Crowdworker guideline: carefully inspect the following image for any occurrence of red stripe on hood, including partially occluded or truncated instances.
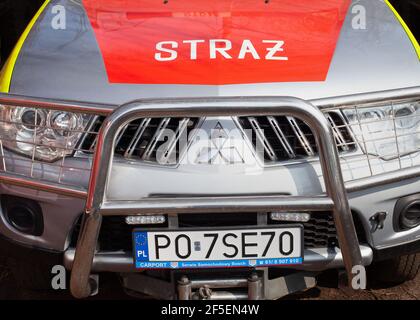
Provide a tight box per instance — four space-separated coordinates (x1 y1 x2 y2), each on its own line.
82 0 351 85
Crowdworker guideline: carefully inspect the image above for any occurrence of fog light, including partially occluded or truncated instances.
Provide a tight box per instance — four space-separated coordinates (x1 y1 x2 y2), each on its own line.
400 202 420 230
125 215 166 225
270 212 311 222
1 195 43 236
394 194 420 231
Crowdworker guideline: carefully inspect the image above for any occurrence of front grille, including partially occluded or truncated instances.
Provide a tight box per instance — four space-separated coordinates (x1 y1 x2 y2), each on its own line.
238 111 356 163
80 117 200 165
81 112 354 165
70 212 356 252
268 212 339 248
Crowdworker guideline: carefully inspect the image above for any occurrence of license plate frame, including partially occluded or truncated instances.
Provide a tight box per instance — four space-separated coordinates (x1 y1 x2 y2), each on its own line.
132 225 304 269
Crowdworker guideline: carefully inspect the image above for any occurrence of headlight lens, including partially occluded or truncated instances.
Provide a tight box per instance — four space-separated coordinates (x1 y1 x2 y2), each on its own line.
343 101 420 160
0 105 90 162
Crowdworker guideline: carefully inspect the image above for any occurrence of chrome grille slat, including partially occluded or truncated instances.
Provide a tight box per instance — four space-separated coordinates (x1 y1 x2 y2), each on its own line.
267 116 296 159
115 123 130 149
286 116 316 157
124 118 151 158
326 113 350 152
142 117 172 161
248 117 277 161
157 117 191 164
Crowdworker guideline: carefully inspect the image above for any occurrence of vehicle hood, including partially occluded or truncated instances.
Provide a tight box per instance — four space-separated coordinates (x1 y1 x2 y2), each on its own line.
8 0 420 106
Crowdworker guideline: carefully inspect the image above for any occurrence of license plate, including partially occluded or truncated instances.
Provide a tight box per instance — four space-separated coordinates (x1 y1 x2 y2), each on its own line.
133 226 303 269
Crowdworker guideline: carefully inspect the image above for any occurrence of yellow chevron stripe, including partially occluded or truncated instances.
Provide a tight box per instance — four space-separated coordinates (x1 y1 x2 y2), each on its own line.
0 0 51 93
385 0 420 60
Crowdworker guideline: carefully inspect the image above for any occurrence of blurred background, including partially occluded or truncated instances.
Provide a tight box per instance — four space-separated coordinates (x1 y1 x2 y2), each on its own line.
0 0 44 67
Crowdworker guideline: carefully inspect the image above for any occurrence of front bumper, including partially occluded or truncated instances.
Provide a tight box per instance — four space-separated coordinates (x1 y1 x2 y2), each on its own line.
1 88 420 299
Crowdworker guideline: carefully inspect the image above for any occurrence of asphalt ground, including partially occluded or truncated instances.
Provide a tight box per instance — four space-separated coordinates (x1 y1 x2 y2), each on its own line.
0 256 418 300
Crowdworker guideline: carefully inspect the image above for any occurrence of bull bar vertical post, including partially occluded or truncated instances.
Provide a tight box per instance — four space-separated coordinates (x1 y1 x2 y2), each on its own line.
70 97 363 298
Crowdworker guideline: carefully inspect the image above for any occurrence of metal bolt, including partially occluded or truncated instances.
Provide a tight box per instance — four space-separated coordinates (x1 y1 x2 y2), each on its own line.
249 272 259 281
198 285 212 299
178 276 189 285
178 276 192 300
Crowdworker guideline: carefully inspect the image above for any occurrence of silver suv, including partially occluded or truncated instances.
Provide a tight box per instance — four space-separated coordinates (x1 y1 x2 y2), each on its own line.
0 0 419 300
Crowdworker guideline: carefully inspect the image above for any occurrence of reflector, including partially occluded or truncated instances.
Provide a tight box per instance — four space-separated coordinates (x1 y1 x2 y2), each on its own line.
125 215 166 225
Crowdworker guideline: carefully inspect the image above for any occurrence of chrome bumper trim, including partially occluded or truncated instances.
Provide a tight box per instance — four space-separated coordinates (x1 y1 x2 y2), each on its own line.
312 86 420 110
64 250 134 273
345 165 420 193
295 245 373 271
100 196 334 215
0 172 88 199
63 245 373 273
0 92 113 115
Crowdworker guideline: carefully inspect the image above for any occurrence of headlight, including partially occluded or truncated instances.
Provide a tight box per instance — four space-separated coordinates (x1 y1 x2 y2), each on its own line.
0 105 91 162
343 101 420 160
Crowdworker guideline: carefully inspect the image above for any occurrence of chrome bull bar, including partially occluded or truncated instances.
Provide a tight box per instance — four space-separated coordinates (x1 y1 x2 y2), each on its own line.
69 97 363 298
